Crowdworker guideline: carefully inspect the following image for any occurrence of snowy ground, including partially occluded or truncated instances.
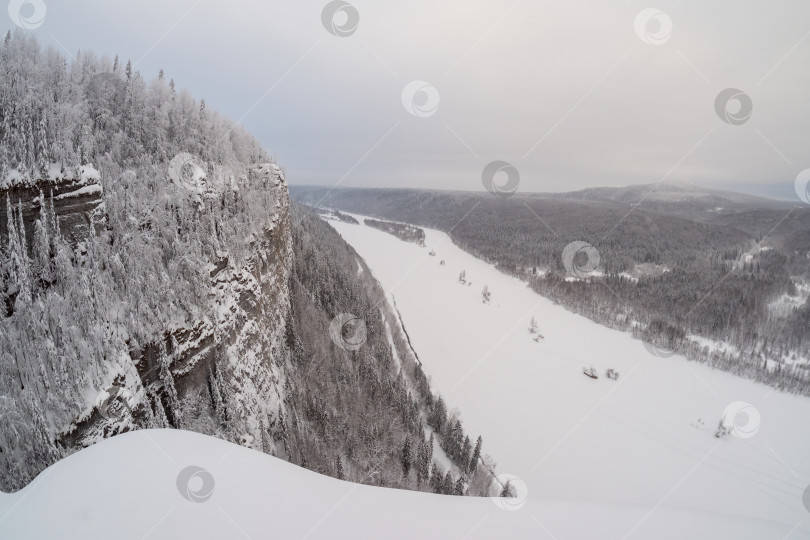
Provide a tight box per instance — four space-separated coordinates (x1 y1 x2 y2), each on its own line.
1 430 806 540
326 213 810 539
3 215 809 539
770 279 810 318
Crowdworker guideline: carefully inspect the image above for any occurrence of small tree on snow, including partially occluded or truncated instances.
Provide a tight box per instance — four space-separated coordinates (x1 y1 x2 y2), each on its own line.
715 418 730 438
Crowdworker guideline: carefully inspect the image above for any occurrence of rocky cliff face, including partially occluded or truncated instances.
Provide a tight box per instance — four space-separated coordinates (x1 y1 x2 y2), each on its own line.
1 168 496 496
1 164 295 491
0 31 310 491
0 172 104 250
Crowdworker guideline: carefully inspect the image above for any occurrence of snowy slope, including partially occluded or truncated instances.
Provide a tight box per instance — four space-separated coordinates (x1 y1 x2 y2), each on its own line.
0 429 804 540
326 214 810 538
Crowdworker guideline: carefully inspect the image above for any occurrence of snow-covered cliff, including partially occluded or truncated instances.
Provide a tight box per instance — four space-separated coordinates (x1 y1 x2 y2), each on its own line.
0 161 295 491
0 31 490 496
60 163 294 454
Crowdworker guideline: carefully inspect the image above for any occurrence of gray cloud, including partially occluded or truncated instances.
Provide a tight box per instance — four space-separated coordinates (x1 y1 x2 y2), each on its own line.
12 0 810 198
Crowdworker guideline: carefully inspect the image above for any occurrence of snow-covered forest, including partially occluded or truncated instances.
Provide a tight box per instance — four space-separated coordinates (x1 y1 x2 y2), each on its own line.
286 206 493 494
0 29 284 490
363 218 426 245
291 186 810 395
0 31 491 496
0 31 266 187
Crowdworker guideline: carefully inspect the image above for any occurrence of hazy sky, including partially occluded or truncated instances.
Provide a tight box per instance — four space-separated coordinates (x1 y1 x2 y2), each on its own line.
6 0 810 199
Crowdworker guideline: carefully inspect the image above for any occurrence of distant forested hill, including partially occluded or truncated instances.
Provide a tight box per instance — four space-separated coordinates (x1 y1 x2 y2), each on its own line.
291 186 810 395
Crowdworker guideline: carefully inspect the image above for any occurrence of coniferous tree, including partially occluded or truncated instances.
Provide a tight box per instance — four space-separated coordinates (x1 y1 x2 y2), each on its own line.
469 435 483 475
36 113 49 180
259 418 272 454
442 472 453 495
461 435 472 471
29 394 60 464
401 437 412 479
151 393 169 428
32 192 53 286
6 198 32 309
416 438 429 487
428 397 447 433
454 475 466 496
331 456 343 480
208 368 225 426
157 339 180 427
429 463 443 494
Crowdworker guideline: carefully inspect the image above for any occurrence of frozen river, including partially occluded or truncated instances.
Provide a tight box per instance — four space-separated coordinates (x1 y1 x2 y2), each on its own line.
328 213 810 538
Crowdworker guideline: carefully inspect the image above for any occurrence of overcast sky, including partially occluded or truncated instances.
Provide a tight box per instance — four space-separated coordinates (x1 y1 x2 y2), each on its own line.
6 0 810 199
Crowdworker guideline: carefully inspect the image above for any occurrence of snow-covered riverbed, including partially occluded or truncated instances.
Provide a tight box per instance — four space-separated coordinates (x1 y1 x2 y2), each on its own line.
328 214 810 537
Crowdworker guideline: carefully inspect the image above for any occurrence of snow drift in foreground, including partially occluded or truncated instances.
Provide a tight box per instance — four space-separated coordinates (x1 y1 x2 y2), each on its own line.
0 429 804 540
